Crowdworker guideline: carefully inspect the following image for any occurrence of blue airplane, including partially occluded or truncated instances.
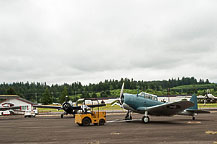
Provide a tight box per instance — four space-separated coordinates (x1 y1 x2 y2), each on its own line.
113 83 209 124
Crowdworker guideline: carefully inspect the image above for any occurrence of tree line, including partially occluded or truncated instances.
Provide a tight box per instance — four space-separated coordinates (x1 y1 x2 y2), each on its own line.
0 77 214 104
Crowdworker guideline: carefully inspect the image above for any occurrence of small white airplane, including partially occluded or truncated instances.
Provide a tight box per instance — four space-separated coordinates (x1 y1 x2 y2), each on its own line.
197 94 217 102
0 106 21 111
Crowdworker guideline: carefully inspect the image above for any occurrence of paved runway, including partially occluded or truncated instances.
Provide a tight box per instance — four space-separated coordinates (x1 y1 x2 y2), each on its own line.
0 112 217 144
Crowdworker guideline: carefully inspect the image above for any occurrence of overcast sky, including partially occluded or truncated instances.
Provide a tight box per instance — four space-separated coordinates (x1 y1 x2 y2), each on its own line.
0 0 217 85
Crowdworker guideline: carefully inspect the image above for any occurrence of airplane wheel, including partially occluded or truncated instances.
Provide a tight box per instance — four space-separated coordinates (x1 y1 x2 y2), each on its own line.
61 114 64 118
82 117 91 126
142 116 149 124
125 115 132 120
192 117 195 120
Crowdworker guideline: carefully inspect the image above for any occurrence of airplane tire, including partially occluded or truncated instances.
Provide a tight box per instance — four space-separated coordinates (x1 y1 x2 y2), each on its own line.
82 117 91 126
192 117 195 120
142 116 150 124
61 114 63 118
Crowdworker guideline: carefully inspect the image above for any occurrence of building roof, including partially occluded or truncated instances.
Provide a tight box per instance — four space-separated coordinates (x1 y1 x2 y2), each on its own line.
0 95 20 100
0 95 34 105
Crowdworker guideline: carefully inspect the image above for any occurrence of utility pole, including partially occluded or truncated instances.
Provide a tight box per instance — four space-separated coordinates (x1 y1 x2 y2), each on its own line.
167 88 170 102
35 93 37 104
51 92 54 103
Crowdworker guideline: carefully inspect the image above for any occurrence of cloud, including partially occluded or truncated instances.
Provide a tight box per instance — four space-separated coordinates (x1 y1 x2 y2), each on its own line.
0 0 217 84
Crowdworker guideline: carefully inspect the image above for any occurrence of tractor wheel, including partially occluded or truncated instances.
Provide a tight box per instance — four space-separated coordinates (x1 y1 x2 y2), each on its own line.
77 123 83 126
99 119 105 126
82 117 91 126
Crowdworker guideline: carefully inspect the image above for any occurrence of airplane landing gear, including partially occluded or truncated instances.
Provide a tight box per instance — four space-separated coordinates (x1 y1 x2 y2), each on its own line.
142 116 150 124
192 113 196 120
125 110 132 120
142 111 150 124
61 112 68 118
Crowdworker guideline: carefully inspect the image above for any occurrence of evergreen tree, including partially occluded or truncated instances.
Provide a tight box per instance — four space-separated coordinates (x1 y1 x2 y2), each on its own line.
60 87 68 104
92 92 97 98
6 87 16 95
41 88 52 105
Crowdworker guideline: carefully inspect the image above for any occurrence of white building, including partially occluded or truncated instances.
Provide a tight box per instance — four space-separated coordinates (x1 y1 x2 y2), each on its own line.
0 95 34 115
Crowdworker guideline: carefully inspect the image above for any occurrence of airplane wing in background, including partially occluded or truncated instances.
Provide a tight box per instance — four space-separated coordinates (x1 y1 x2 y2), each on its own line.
87 103 106 108
33 105 62 109
137 101 194 116
33 103 106 110
0 106 21 111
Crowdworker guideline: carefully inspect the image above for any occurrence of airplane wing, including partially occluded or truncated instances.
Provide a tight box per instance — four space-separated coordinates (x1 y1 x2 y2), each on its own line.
0 106 21 111
197 96 206 99
87 103 106 108
137 101 194 116
33 105 62 109
186 109 210 113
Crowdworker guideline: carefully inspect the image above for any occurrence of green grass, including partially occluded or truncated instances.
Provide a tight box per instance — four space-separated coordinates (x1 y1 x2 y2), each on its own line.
198 103 217 108
93 104 123 111
171 84 216 90
37 108 64 113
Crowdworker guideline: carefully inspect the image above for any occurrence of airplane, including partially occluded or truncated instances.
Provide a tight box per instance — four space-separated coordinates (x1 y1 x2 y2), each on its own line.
33 96 106 118
0 105 21 115
0 106 21 111
197 94 217 103
185 89 217 104
112 83 209 124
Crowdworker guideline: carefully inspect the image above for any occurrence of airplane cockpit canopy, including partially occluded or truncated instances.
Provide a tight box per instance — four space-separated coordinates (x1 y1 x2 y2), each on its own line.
139 92 158 101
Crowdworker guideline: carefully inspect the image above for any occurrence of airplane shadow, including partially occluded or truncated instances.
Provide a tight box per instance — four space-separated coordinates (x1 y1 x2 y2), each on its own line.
175 119 211 122
109 119 186 125
128 120 186 125
37 116 74 119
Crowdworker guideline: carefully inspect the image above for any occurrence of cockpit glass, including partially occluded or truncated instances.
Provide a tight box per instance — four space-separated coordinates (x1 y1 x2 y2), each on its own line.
139 92 158 101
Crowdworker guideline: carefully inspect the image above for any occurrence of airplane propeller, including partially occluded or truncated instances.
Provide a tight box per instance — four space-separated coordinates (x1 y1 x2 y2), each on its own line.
111 83 125 107
62 96 72 113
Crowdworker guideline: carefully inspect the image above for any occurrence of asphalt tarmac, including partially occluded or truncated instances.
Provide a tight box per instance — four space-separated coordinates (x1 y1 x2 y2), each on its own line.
0 112 217 144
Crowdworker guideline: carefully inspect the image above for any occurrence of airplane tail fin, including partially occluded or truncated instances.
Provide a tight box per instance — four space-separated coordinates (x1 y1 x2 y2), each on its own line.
188 94 198 110
187 94 210 113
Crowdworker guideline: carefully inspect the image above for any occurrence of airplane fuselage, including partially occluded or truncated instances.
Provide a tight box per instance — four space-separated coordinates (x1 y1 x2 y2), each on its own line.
123 93 163 114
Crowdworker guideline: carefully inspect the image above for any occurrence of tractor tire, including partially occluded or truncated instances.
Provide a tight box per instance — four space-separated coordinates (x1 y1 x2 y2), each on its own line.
99 119 105 126
77 123 83 126
82 117 91 126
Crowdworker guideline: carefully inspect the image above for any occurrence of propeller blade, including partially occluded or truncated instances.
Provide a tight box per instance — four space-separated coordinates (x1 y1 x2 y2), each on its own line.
111 99 120 105
65 96 69 102
120 82 124 99
119 83 125 105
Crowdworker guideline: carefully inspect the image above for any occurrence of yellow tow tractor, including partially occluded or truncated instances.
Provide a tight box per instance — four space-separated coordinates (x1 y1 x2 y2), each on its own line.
75 98 106 126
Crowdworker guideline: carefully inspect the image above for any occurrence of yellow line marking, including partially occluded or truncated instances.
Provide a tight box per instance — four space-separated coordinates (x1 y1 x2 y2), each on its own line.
205 131 217 135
